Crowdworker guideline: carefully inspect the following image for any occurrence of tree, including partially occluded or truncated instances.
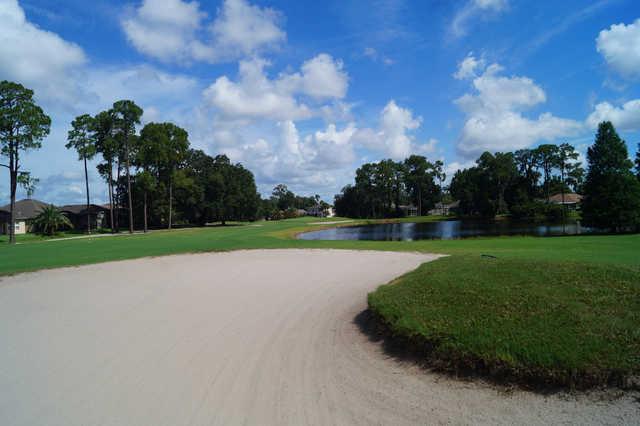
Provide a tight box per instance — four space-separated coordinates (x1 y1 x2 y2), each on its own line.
161 123 189 229
272 184 296 211
94 110 117 232
582 122 640 231
403 155 438 216
17 172 38 198
514 148 541 198
32 205 72 236
66 114 97 234
112 100 143 233
533 144 560 202
556 143 581 232
0 81 51 244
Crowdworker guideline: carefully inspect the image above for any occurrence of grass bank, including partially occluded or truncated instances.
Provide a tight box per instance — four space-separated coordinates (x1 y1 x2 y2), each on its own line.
368 255 640 389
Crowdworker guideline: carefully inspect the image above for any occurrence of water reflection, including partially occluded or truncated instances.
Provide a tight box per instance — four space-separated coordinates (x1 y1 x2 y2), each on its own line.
298 220 599 241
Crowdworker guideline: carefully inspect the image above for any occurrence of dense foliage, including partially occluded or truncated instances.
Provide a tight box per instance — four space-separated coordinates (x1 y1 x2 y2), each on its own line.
582 122 640 231
31 205 72 236
69 103 261 231
334 156 444 218
450 144 583 219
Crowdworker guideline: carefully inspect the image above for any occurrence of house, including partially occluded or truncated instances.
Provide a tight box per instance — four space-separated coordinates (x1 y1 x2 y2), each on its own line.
548 193 582 210
60 204 111 230
398 204 418 217
306 205 335 218
0 199 49 235
428 200 460 216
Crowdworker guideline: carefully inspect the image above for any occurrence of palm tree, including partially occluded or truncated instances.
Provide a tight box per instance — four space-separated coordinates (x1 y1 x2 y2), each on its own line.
32 205 73 236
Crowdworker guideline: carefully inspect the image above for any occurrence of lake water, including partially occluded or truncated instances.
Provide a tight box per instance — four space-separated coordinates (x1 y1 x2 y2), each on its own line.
298 220 599 241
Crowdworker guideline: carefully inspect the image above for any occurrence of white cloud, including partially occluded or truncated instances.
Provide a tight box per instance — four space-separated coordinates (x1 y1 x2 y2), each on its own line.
121 0 285 64
121 0 211 63
203 54 347 121
455 62 582 156
0 0 86 105
203 58 312 121
450 0 508 38
596 18 640 79
352 100 434 160
297 54 348 99
586 99 640 131
210 0 285 59
86 65 199 110
453 53 484 80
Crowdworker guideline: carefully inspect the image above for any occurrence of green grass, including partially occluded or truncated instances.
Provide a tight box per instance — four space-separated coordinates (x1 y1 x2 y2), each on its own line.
1 216 638 276
1 215 639 388
368 255 640 388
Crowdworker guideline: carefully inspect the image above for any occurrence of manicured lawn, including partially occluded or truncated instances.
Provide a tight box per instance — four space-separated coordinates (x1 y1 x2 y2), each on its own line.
1 217 638 276
369 255 640 388
0 216 638 276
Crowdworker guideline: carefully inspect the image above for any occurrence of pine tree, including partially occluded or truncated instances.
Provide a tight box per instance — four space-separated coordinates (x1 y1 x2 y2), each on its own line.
582 122 640 231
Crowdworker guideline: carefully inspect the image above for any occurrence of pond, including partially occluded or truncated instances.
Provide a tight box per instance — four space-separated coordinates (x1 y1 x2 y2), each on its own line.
297 219 600 241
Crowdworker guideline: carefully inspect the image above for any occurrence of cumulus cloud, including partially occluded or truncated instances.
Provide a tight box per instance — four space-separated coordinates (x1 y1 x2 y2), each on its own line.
455 60 582 156
121 0 211 63
353 101 435 160
0 0 86 105
450 0 508 39
210 0 285 59
586 99 640 131
596 18 640 79
203 54 347 121
454 53 484 80
121 0 285 64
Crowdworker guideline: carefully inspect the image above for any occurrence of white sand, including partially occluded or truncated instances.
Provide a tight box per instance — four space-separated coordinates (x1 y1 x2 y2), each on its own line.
0 249 637 425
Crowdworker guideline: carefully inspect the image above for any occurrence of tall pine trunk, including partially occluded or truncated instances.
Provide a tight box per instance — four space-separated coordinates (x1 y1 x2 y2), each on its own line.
168 173 173 230
8 142 17 244
115 161 121 233
107 163 115 233
143 191 148 233
124 130 134 234
83 154 91 234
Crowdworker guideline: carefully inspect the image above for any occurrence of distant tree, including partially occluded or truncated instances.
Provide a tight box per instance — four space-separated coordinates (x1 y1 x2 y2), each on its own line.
66 114 97 234
32 205 72 236
514 148 541 198
17 172 38 198
554 143 581 232
272 184 296 211
0 81 51 244
582 122 640 231
137 122 189 230
93 110 117 232
403 155 439 216
162 123 189 229
534 144 560 202
112 100 143 233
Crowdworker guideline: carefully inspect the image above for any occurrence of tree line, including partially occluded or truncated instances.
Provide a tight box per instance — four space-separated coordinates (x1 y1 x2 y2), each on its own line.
450 121 640 231
450 143 584 219
334 156 445 218
1 80 262 243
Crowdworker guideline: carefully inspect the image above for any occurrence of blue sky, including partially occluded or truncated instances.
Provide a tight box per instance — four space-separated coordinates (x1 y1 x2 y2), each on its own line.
1 0 639 204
